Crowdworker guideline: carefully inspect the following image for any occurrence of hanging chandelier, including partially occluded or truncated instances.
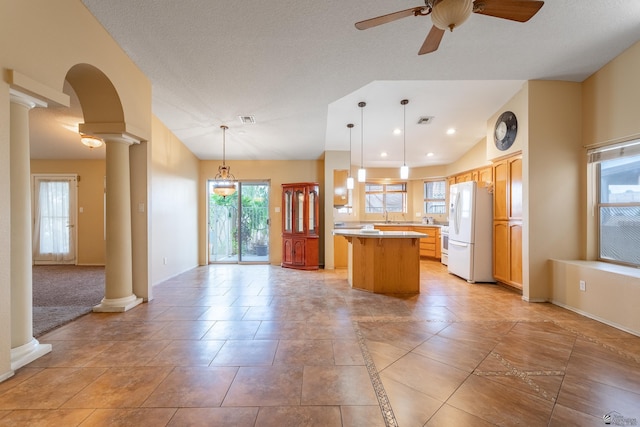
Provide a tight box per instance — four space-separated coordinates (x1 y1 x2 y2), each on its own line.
212 125 237 198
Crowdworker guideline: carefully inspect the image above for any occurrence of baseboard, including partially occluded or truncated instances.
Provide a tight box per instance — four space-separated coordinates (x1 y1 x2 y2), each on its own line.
551 299 640 338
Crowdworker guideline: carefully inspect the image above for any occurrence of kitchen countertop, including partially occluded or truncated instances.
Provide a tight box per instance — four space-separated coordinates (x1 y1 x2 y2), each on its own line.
333 222 448 229
333 229 427 238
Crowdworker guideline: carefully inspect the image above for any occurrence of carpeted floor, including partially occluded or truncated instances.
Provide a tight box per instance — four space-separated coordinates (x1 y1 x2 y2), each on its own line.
32 265 104 337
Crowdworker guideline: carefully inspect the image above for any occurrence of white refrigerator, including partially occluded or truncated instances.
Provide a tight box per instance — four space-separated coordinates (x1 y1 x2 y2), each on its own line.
447 181 494 283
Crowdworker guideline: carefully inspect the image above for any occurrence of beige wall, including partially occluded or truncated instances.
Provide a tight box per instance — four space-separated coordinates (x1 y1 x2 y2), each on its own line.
551 41 640 335
526 81 583 301
583 41 640 147
150 117 200 286
199 159 324 267
30 160 106 265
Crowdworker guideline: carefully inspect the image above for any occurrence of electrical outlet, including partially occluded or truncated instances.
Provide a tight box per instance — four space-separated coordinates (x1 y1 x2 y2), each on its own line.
579 280 586 292
163 257 167 265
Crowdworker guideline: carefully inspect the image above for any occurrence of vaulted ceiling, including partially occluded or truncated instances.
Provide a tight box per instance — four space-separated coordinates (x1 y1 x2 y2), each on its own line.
30 1 640 170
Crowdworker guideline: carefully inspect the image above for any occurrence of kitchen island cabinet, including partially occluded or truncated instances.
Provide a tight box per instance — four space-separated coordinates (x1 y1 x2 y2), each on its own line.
375 225 440 259
333 229 426 294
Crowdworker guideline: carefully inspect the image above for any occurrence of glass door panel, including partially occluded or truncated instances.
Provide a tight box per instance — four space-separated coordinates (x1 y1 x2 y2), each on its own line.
296 190 304 233
308 191 316 234
208 180 270 264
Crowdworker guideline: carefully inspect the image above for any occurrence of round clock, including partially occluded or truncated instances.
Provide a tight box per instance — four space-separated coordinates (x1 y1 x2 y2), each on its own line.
494 111 518 151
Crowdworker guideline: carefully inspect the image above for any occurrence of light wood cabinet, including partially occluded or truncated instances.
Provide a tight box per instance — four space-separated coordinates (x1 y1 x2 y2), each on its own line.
282 182 319 270
375 225 441 259
492 154 523 290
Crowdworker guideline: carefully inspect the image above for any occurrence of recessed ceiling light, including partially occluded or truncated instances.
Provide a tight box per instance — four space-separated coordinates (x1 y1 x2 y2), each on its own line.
393 128 401 135
446 128 456 135
381 152 388 157
427 152 434 157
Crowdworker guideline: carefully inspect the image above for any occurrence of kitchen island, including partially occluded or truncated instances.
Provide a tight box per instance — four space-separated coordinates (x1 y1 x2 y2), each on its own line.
333 229 427 294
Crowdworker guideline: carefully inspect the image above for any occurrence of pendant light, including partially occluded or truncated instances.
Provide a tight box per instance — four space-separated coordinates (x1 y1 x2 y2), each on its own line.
346 123 355 190
357 101 366 182
212 125 237 198
400 99 409 180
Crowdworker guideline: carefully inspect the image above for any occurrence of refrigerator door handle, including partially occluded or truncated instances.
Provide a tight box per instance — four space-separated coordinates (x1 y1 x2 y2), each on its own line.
449 240 468 248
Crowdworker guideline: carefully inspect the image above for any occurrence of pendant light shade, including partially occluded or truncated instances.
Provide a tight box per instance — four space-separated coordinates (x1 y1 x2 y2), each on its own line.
431 0 473 32
400 99 409 179
212 125 237 198
346 123 355 190
358 101 366 183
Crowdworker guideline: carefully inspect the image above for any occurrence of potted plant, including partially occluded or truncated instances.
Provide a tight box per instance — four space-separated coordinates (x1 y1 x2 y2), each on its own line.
252 229 268 256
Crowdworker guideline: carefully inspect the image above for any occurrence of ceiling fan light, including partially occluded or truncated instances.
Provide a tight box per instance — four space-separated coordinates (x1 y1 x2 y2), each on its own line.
431 0 473 31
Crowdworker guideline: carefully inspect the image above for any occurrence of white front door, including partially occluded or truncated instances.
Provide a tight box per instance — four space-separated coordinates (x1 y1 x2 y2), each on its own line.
32 174 77 264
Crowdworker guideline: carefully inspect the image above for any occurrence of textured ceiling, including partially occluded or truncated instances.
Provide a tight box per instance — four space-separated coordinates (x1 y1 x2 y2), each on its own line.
30 1 640 169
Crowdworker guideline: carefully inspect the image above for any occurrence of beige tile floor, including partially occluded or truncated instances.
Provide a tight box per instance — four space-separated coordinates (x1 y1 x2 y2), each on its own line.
1 260 640 426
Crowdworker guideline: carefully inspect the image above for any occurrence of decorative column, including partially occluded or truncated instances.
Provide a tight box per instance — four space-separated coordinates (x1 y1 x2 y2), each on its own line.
93 136 142 312
9 90 51 370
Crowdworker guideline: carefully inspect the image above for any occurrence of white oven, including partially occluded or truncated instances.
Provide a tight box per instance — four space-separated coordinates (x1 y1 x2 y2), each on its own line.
440 225 449 265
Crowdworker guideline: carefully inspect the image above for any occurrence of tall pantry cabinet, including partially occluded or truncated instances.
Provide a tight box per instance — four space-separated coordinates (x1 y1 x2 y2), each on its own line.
281 183 319 270
492 154 523 290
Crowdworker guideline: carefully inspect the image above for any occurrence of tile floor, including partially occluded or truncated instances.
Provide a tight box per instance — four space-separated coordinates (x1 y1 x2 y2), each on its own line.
1 260 639 426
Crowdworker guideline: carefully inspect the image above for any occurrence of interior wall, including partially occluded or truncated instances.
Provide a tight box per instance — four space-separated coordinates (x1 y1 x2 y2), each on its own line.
0 85 11 379
551 260 640 336
446 138 493 176
583 41 640 147
198 159 324 267
550 40 640 331
526 81 582 301
30 159 106 265
150 117 200 286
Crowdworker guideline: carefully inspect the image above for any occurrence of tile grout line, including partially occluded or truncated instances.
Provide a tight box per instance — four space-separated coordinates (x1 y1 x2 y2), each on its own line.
352 320 398 427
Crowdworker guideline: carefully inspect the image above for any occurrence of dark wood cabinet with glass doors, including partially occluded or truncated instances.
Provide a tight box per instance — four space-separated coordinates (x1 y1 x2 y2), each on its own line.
281 182 319 270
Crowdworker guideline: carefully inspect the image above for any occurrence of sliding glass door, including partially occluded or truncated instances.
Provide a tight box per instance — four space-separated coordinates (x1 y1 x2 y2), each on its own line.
208 180 270 264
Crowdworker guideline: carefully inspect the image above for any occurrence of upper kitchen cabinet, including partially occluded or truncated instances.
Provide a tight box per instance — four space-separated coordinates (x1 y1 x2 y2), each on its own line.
493 155 523 221
333 169 349 207
281 182 319 270
492 153 523 289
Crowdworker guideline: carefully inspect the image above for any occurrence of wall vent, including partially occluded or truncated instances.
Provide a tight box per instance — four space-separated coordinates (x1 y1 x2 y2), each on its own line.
239 115 256 124
417 116 434 125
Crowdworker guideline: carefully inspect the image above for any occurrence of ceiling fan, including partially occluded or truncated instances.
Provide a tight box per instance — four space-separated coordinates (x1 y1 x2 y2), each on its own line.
355 0 544 55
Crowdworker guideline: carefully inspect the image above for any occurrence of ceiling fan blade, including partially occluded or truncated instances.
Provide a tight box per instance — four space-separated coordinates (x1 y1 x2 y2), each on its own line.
418 26 445 55
355 6 427 30
473 0 544 22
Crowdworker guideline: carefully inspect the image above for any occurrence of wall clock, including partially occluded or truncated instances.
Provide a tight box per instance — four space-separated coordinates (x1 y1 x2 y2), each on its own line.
494 111 518 151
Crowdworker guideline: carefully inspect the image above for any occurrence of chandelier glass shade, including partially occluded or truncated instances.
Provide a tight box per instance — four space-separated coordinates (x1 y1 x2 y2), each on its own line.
431 0 473 31
212 125 237 198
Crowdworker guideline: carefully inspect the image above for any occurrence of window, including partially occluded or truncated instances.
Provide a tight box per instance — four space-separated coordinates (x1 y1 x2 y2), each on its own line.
424 180 446 214
365 183 406 213
590 140 640 267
